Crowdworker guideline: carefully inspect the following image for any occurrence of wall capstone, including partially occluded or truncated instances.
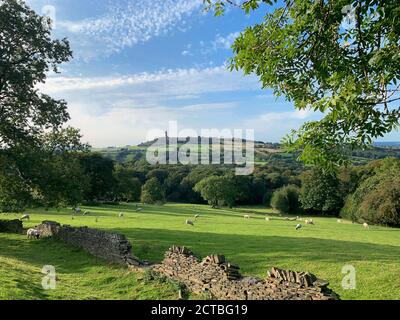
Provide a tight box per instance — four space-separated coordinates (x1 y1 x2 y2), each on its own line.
153 246 339 300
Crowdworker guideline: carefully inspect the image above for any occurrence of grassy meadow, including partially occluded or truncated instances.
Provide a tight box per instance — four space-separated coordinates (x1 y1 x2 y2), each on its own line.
1 203 400 300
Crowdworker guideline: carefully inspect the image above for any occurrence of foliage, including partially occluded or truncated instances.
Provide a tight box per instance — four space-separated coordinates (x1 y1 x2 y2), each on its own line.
141 177 165 204
114 165 142 202
270 184 300 214
300 169 343 215
79 153 117 202
194 175 239 208
341 158 400 226
205 0 400 170
0 0 72 148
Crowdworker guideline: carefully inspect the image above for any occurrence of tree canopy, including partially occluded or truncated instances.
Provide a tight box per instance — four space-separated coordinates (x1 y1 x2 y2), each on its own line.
205 0 400 170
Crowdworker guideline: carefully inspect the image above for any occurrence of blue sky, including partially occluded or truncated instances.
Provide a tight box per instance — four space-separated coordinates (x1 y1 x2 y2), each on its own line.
28 0 399 147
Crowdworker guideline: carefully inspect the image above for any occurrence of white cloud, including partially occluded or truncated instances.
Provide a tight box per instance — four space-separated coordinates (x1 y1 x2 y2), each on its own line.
38 66 261 147
55 0 203 60
41 66 260 96
212 32 240 50
243 110 322 141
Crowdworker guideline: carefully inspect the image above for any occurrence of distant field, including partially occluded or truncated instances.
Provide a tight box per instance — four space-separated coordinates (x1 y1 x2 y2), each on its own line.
1 203 400 300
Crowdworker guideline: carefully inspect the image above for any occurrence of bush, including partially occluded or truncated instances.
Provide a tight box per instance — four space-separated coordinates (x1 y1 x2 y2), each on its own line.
341 158 400 226
270 185 300 214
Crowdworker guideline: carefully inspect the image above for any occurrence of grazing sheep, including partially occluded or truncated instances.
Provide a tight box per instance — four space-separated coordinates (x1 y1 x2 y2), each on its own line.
243 215 251 219
363 222 369 229
194 214 200 219
295 224 302 230
20 214 30 220
119 212 124 218
186 219 194 226
306 219 314 225
27 228 40 239
337 219 342 223
265 217 270 221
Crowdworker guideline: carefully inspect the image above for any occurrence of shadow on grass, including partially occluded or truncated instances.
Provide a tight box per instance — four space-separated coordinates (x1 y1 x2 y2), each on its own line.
0 235 115 274
103 227 400 270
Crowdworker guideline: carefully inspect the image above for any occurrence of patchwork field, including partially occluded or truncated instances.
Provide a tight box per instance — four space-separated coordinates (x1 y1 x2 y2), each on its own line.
1 203 400 300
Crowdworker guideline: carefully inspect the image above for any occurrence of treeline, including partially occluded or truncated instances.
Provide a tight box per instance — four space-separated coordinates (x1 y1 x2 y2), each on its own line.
1 147 399 227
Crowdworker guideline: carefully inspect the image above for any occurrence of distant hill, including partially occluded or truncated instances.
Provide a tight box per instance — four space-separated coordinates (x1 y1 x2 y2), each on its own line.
93 138 400 166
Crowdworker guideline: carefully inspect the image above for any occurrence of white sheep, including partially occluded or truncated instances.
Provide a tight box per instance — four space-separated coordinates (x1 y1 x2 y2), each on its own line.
305 219 314 225
186 219 194 226
265 217 270 221
243 215 250 219
337 219 342 223
20 214 30 220
295 224 302 230
27 228 40 239
363 222 369 229
119 212 124 218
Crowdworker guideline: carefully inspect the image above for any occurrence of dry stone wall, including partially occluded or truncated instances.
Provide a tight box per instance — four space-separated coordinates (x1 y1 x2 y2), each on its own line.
153 246 339 300
0 219 23 234
37 221 142 266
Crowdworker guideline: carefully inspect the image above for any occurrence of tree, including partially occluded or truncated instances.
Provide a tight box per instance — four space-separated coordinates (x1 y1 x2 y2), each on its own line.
300 169 343 215
141 177 165 204
0 1 87 210
79 153 117 202
193 175 239 208
341 158 400 226
114 165 142 202
270 185 300 214
0 0 72 148
205 0 400 169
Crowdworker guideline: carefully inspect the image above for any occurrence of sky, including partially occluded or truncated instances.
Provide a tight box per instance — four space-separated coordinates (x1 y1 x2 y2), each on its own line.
27 0 399 147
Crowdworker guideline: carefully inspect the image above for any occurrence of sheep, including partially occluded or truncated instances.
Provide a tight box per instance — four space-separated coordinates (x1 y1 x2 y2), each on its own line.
73 207 82 214
305 219 314 225
363 222 369 229
185 219 194 226
194 214 200 220
27 228 40 239
243 215 250 219
20 214 30 220
265 217 270 221
337 219 342 223
295 224 302 230
119 212 124 218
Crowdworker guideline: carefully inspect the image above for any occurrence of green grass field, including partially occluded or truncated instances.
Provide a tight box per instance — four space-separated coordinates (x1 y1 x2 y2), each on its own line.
1 203 400 300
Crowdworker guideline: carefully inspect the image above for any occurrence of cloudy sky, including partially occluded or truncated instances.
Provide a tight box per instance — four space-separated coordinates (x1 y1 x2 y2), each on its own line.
28 0 398 147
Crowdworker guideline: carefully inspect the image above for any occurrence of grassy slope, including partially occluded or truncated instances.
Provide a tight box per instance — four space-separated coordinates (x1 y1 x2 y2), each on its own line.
1 203 400 300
